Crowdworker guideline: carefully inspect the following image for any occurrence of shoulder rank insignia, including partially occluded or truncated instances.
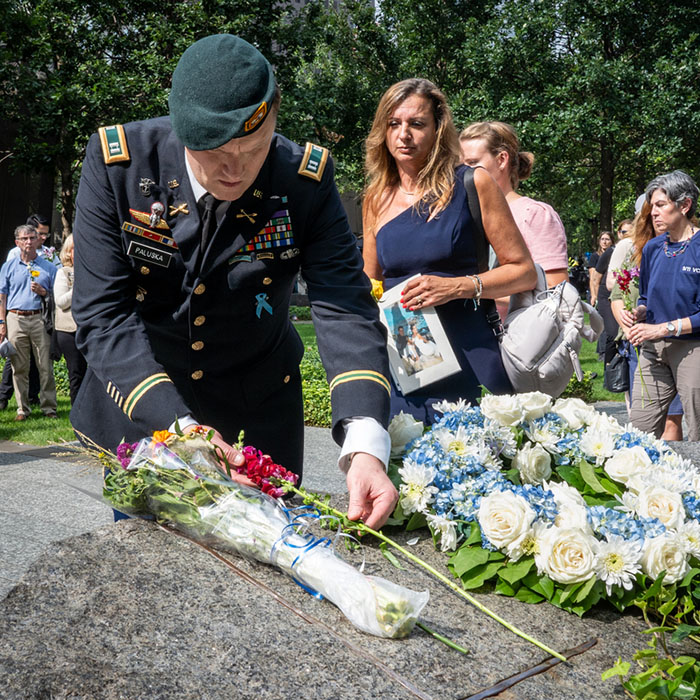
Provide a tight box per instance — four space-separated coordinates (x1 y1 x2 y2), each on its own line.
129 207 170 230
98 125 130 165
298 142 328 182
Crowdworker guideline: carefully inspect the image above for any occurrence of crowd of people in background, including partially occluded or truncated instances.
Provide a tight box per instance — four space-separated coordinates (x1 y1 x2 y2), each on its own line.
0 215 85 420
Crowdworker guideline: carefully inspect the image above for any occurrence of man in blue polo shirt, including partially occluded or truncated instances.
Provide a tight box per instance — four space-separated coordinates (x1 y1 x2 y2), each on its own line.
0 224 58 420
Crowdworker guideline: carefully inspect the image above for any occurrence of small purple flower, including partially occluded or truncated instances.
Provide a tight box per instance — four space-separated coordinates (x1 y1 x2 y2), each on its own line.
116 441 138 469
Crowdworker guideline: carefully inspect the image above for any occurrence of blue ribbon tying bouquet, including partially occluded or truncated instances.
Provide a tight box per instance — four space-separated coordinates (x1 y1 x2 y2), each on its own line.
388 393 700 616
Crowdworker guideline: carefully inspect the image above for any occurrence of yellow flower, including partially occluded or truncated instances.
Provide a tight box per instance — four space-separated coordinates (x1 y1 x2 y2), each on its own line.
370 278 384 301
30 270 40 278
151 429 173 445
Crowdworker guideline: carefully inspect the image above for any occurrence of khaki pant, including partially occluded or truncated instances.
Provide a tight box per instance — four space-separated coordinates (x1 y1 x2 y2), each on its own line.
630 338 700 441
6 312 57 416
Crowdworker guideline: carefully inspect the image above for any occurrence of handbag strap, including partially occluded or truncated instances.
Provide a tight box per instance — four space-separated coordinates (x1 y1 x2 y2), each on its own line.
462 166 503 337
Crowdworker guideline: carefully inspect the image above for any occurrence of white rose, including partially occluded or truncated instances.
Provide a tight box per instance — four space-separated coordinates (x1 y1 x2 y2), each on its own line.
552 397 596 430
588 411 625 436
388 411 424 456
545 481 591 533
641 533 690 584
480 394 523 427
478 490 535 551
519 392 553 421
635 486 686 530
513 442 552 485
534 526 597 584
603 446 653 485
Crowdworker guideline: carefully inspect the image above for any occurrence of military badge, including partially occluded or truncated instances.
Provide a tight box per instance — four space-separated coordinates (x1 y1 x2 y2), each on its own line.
129 207 170 231
98 125 130 164
169 202 189 217
240 209 294 253
168 179 180 189
298 142 328 182
121 222 178 249
139 178 156 196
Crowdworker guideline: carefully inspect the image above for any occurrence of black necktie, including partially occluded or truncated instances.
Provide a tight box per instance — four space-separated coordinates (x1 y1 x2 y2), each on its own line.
200 193 219 253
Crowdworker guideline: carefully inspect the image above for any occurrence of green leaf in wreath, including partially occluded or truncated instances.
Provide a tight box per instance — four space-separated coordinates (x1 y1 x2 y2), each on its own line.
406 511 428 531
573 575 598 603
638 571 667 600
460 561 505 589
579 460 608 494
680 567 700 588
497 557 534 585
514 586 544 604
555 464 586 492
465 521 482 546
529 574 555 600
494 578 517 596
670 624 700 644
450 545 490 577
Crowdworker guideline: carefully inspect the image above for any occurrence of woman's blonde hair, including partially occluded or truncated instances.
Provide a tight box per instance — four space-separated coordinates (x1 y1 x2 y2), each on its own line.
631 203 654 266
59 234 74 267
459 121 533 190
363 78 461 235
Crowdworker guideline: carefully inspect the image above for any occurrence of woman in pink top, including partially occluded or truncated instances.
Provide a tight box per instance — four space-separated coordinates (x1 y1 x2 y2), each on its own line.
459 121 568 317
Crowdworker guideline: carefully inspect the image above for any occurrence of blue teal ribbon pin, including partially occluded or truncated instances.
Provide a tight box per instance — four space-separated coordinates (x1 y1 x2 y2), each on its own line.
255 293 273 318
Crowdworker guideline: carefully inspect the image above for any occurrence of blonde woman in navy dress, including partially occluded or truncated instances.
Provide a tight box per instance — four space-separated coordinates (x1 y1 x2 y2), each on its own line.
362 78 536 423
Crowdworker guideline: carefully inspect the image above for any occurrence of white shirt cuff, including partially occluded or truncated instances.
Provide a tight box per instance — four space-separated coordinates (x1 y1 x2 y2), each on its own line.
337 417 391 473
169 415 199 433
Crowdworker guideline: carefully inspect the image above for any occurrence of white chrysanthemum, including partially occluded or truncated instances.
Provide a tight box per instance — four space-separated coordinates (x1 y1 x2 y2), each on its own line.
678 520 700 559
594 536 643 595
518 391 553 421
551 397 597 429
635 485 686 530
512 442 552 485
388 411 424 457
434 425 482 460
579 427 616 463
398 459 438 514
661 450 697 473
480 394 523 427
433 398 471 415
482 420 518 459
426 513 458 552
641 533 690 584
603 446 652 485
534 526 597 584
524 422 561 453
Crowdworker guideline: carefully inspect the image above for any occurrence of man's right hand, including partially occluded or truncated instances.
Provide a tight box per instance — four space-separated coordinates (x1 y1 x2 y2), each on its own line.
186 424 257 488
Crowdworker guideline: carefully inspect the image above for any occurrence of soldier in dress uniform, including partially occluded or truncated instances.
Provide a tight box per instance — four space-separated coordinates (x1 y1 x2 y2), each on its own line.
71 34 397 528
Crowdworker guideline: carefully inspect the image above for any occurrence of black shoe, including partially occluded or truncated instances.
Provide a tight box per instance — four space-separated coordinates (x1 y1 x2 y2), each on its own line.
590 372 598 380
0 399 7 410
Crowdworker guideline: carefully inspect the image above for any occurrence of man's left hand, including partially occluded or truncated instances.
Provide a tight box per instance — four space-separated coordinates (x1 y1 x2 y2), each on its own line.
346 453 399 530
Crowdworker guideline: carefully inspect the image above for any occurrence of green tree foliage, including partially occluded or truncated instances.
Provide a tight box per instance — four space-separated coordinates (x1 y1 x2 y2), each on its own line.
1 0 699 249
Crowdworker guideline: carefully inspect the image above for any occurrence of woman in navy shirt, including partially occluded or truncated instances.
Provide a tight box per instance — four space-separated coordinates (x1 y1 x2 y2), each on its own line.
624 170 700 440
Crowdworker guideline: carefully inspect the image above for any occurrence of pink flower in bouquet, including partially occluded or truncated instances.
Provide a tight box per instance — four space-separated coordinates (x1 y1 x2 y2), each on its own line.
116 441 139 468
238 445 298 498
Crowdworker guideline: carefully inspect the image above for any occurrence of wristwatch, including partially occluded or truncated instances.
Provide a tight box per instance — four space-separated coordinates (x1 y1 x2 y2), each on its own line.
666 321 677 336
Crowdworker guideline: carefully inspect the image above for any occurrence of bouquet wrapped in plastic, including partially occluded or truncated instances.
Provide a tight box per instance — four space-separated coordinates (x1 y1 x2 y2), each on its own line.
103 431 429 638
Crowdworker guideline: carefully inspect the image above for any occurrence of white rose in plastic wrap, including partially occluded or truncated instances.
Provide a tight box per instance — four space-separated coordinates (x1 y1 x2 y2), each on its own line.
635 486 686 530
545 480 592 533
480 394 523 427
603 446 653 485
551 397 597 430
641 533 690 584
518 392 553 421
388 411 424 457
512 442 552 485
478 490 535 551
535 526 597 584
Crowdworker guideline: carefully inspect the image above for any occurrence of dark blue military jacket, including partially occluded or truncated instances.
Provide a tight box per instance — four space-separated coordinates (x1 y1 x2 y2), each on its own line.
71 117 390 461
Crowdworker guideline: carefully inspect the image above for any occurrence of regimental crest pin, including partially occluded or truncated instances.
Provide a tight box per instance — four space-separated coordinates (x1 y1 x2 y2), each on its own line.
168 179 180 189
139 178 156 196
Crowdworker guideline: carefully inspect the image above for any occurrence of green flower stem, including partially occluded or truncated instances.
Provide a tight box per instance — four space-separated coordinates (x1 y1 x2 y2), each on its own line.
284 483 567 662
416 621 469 654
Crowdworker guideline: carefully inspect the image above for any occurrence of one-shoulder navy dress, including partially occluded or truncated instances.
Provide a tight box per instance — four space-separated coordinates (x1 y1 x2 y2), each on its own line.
376 166 512 424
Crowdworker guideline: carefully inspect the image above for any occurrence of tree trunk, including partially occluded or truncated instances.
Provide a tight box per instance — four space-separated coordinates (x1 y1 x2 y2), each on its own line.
599 138 614 233
59 163 74 242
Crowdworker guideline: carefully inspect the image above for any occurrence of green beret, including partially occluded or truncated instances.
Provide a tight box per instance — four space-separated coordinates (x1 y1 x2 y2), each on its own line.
169 34 276 150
